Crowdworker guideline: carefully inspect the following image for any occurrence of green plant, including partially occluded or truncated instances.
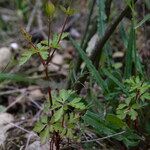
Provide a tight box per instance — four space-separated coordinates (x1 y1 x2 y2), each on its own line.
34 90 86 143
117 76 150 121
14 0 150 149
18 1 86 150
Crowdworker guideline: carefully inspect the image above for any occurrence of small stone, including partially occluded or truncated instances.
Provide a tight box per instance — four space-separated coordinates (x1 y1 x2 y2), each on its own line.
29 89 43 100
52 53 63 65
0 47 12 71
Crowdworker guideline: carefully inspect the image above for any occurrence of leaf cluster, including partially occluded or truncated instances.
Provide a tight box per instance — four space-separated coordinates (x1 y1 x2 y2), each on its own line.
34 90 86 143
117 76 150 120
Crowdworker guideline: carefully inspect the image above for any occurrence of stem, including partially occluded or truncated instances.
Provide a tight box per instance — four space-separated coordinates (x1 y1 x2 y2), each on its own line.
48 17 51 46
46 15 69 65
80 0 96 48
44 66 53 106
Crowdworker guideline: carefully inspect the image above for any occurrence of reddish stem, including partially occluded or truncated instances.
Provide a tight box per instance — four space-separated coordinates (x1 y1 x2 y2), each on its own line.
46 15 69 65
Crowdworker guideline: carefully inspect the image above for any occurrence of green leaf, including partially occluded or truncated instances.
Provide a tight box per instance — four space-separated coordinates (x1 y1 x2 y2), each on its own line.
60 6 76 16
39 51 49 60
70 36 108 93
131 103 139 109
83 111 140 147
0 73 36 84
120 23 128 48
135 14 150 29
106 114 127 129
129 109 138 120
69 98 86 110
118 104 127 110
66 128 74 138
141 93 150 101
54 107 64 121
40 126 50 144
102 68 125 91
51 33 60 49
19 51 34 65
34 122 45 133
59 89 74 101
60 32 69 40
53 122 63 132
116 109 127 120
83 111 115 135
124 21 135 78
97 0 106 37
125 97 132 106
41 116 48 124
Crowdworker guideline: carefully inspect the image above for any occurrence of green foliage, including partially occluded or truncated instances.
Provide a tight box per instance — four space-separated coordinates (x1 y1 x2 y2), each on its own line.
60 6 76 16
34 90 86 143
97 0 106 37
83 111 141 147
0 73 36 84
124 21 135 78
117 76 150 121
135 14 150 29
70 36 108 93
19 29 69 65
15 0 150 148
50 32 69 49
19 50 35 65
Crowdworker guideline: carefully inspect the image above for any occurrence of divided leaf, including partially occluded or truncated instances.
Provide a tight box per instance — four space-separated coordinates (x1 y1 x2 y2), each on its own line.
19 50 34 65
53 107 64 122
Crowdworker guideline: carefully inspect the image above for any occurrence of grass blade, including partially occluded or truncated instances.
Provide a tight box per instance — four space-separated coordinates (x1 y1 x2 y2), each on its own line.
70 36 108 93
124 21 135 79
102 68 125 91
135 14 150 29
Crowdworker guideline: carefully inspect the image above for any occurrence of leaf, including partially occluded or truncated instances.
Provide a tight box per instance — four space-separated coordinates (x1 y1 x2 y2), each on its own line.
83 111 140 147
60 32 69 40
54 107 64 122
60 6 76 16
66 128 74 138
41 116 48 124
131 103 139 109
106 114 127 129
97 0 106 37
59 89 73 101
69 98 86 110
19 51 34 65
141 93 150 101
0 73 36 84
40 126 50 144
34 122 45 133
83 111 115 135
129 109 138 120
120 23 128 48
53 122 63 132
124 21 135 78
116 109 127 120
102 68 125 91
118 104 127 110
51 33 60 49
135 14 150 29
39 51 49 60
70 36 108 93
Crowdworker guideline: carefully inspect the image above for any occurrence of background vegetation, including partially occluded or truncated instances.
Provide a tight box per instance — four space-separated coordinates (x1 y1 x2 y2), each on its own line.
0 0 150 149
